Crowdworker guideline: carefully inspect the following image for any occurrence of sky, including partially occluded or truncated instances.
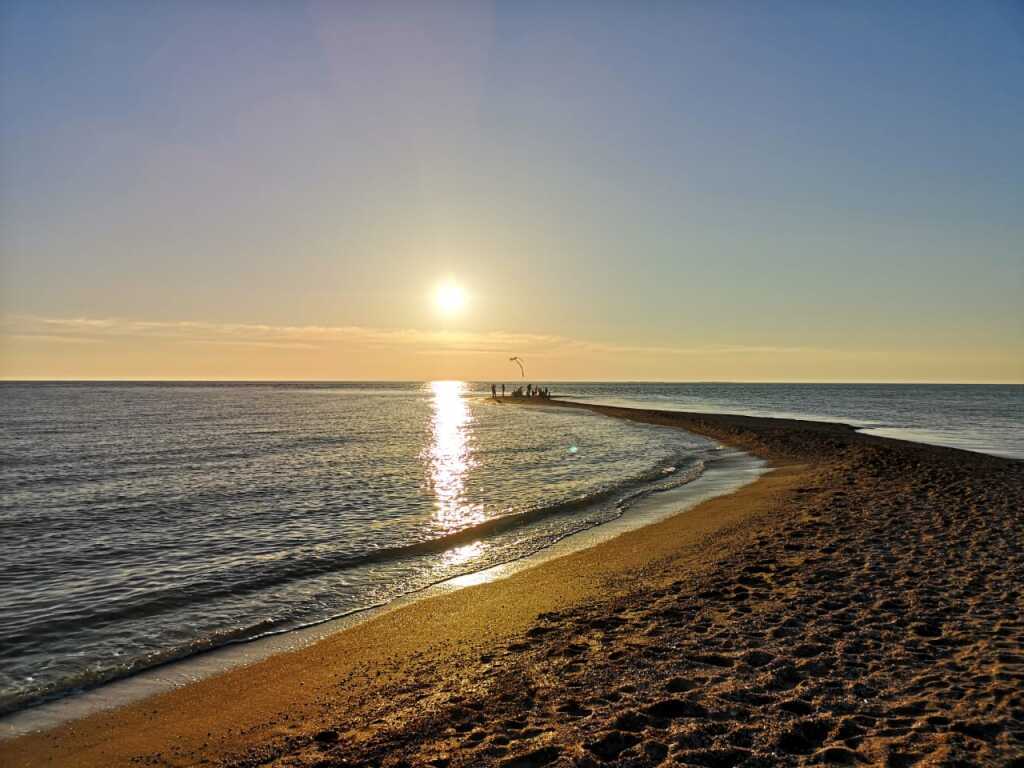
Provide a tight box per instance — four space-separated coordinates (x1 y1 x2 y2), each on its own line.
1 0 1022 382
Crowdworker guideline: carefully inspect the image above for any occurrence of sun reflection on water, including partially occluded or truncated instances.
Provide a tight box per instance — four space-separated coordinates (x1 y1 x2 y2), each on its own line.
424 381 484 532
442 541 484 567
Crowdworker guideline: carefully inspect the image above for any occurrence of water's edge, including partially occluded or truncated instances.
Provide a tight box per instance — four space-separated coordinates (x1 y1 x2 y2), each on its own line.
0 445 767 740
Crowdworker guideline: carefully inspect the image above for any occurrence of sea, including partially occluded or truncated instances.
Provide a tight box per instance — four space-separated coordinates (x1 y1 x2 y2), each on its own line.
0 381 1020 722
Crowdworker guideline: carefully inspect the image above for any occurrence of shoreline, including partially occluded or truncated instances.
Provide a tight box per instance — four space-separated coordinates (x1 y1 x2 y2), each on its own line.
549 393 1023 461
0 436 766 740
2 403 1021 766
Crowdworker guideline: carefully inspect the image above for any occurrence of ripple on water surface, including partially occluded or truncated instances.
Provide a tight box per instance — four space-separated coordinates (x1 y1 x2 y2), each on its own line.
0 382 716 714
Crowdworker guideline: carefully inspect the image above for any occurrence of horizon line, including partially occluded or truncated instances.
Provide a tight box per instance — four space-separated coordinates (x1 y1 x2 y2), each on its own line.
2 378 1022 386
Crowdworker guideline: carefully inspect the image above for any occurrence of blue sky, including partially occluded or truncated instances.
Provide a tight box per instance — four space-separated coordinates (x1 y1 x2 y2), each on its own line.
1 1 1022 380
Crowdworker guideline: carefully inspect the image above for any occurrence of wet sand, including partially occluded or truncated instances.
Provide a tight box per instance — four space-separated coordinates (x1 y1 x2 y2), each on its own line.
3 402 1022 767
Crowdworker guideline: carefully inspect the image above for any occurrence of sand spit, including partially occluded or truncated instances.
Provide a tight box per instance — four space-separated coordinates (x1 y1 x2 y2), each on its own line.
3 403 1021 767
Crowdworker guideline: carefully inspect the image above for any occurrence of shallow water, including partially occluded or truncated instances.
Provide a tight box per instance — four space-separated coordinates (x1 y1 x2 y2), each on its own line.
0 381 715 715
0 446 766 739
555 382 1024 459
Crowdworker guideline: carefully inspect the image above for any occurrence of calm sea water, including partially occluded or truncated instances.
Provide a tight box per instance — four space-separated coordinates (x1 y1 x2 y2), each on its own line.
555 383 1024 459
0 382 713 715
0 381 1020 717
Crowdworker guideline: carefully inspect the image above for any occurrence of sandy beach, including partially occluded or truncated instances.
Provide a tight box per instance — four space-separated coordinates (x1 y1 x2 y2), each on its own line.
2 402 1022 767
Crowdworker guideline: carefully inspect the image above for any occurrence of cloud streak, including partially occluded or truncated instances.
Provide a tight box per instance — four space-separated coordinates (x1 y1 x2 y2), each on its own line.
1 314 815 358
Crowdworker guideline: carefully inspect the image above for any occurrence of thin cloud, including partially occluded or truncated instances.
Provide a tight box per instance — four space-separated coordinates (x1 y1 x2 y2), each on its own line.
182 340 322 350
3 333 104 345
2 314 817 358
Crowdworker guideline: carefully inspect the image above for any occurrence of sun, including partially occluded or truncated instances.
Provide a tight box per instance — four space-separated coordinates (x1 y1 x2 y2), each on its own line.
434 280 467 315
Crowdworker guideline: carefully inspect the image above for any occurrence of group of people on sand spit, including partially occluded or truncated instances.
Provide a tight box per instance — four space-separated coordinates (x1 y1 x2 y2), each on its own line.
490 383 551 400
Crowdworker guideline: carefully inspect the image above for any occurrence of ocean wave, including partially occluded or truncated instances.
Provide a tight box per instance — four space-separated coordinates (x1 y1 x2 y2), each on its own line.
0 451 707 717
1 453 704 650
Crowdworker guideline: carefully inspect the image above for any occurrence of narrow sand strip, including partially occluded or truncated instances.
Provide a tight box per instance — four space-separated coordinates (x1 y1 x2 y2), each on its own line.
2 403 1021 767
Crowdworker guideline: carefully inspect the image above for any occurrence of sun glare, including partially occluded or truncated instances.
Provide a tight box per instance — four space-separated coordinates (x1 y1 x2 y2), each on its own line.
434 281 467 316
